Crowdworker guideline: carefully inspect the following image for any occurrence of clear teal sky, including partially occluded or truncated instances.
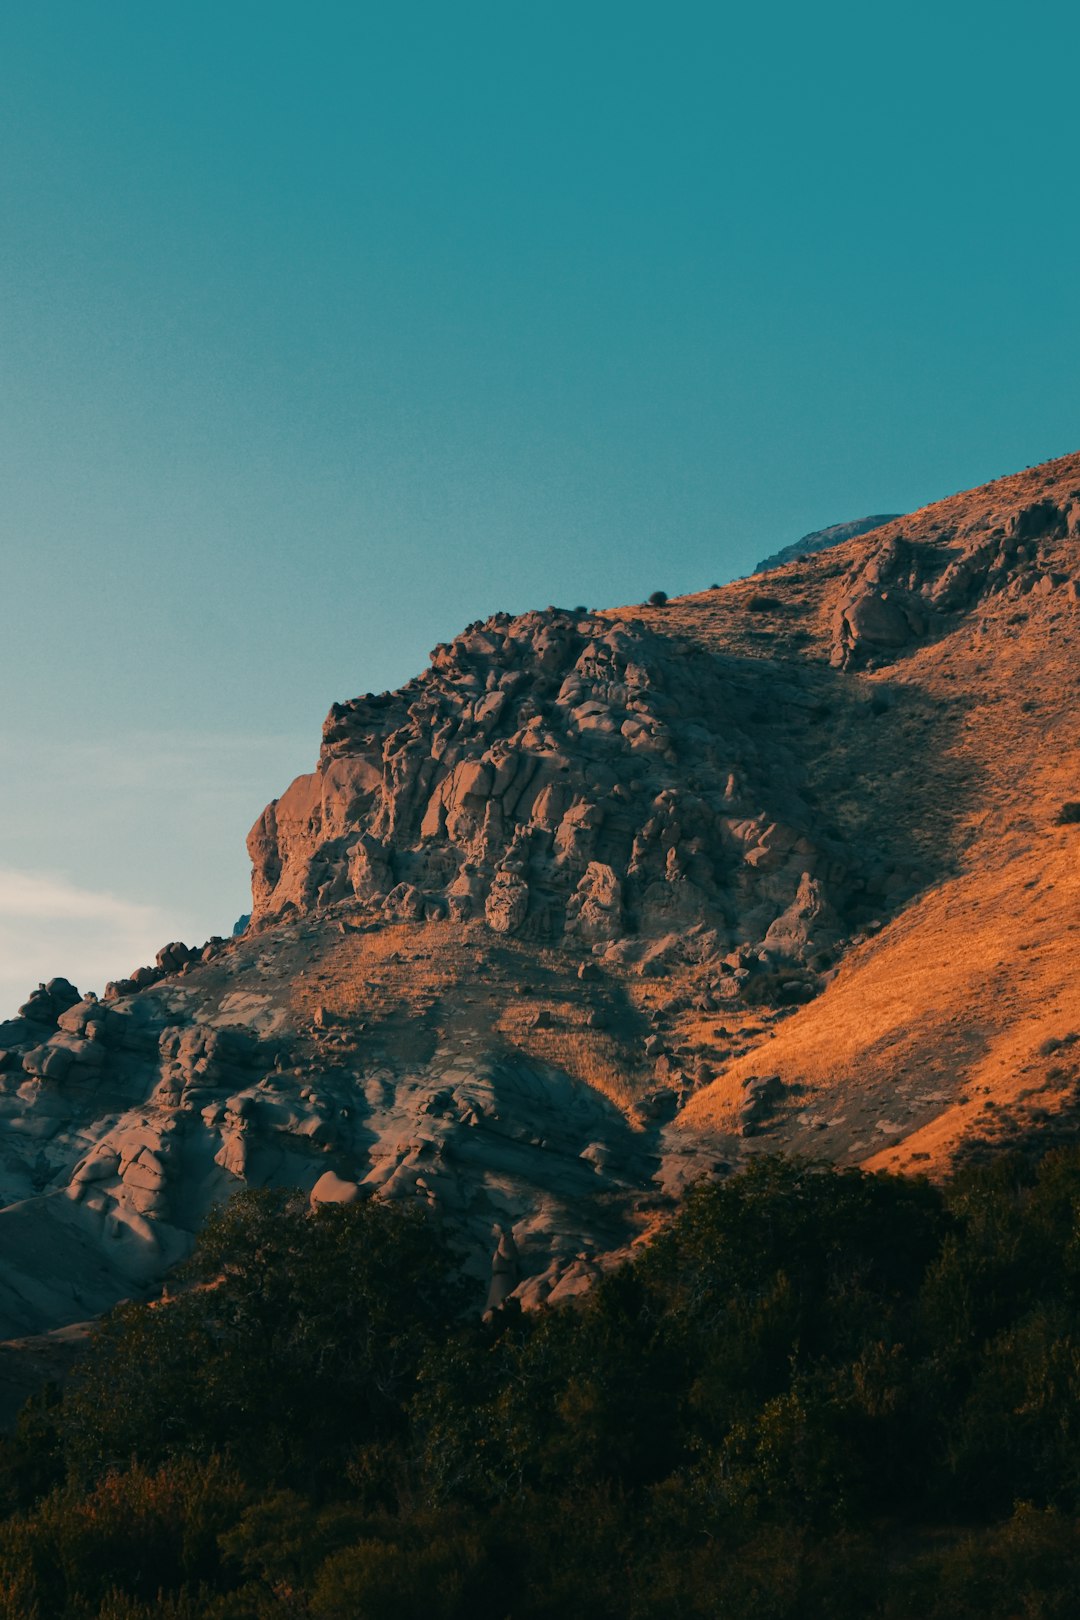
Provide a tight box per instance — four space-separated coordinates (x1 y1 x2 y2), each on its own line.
1 1 1078 1009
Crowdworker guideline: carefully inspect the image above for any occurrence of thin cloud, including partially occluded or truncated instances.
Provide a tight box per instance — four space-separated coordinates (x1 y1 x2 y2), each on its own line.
0 869 161 925
0 727 291 1017
0 868 178 1019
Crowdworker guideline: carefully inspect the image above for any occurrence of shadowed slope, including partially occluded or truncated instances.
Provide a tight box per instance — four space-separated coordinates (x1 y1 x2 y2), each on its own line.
0 446 1077 1350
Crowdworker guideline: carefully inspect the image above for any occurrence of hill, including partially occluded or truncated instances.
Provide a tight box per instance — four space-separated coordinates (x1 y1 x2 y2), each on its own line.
0 447 1077 1348
753 512 901 572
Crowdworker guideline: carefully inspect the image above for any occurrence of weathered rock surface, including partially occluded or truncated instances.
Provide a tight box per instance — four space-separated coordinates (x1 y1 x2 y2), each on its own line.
826 488 1080 669
246 607 872 976
2 444 1080 1359
0 926 708 1337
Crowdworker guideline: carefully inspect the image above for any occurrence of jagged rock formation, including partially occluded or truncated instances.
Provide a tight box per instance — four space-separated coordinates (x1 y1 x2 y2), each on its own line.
754 514 900 574
246 610 872 975
1 446 1079 1358
0 926 712 1341
828 495 1080 670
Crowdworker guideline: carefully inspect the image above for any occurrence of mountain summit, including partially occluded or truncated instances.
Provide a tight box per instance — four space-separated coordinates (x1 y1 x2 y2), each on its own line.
754 513 901 573
0 448 1077 1355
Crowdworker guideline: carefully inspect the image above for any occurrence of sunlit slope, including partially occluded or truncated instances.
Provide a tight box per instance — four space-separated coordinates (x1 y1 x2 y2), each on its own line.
679 821 1079 1171
676 450 1080 1170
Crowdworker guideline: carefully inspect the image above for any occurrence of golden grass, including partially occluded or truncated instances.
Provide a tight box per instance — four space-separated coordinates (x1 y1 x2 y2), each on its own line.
286 922 646 1116
680 821 1080 1174
288 920 463 1022
283 467 1080 1178
645 475 1080 1175
496 1006 642 1115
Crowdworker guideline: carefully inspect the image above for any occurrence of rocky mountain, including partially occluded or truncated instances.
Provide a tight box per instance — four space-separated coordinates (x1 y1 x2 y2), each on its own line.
0 448 1078 1378
754 513 900 573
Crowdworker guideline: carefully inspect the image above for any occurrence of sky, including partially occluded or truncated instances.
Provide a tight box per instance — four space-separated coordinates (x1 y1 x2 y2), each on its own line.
1 0 1079 1013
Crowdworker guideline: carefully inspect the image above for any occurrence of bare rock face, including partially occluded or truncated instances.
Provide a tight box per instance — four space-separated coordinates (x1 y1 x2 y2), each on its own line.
828 485 1080 669
566 862 623 943
762 873 841 961
0 937 684 1339
485 870 529 934
831 536 930 668
246 609 857 972
3 445 1079 1358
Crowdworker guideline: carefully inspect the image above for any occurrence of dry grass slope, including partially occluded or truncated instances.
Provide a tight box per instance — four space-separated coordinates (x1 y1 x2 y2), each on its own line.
671 449 1080 1171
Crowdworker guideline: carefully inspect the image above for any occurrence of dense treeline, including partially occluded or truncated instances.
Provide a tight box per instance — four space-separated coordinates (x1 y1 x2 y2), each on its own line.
3 1150 1080 1616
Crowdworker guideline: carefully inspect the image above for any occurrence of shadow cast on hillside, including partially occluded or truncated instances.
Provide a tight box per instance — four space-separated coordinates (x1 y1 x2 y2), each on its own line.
698 645 985 931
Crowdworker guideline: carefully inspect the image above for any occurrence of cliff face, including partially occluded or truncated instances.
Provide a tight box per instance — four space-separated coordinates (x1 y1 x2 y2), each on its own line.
246 608 861 977
245 453 1080 985
0 447 1078 1352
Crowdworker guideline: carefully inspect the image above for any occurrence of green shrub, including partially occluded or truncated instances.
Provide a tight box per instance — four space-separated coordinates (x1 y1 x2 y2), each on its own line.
63 1190 472 1487
6 1153 1080 1614
0 1456 246 1619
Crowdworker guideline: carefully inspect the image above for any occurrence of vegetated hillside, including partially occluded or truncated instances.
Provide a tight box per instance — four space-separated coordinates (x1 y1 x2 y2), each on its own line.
0 447 1077 1356
5 1151 1080 1617
753 512 901 573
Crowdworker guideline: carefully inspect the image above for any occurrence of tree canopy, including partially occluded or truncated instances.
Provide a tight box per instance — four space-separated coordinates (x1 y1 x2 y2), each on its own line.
3 1152 1080 1616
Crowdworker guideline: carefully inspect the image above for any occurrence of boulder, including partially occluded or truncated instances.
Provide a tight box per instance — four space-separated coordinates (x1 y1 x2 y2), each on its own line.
382 883 426 922
348 835 393 902
310 1171 368 1208
23 1043 75 1081
1007 500 1066 541
763 873 842 962
738 1073 786 1135
485 871 529 934
17 994 57 1027
565 862 623 942
832 589 923 667
484 1227 521 1314
447 862 485 922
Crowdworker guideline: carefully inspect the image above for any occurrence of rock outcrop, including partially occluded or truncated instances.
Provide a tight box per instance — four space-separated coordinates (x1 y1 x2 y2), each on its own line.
827 489 1080 669
0 932 689 1337
2 444 1080 1358
246 610 863 975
